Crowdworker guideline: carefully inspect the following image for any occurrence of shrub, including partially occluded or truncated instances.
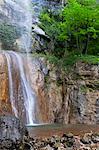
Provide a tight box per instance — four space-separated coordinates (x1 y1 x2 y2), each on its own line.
0 23 21 50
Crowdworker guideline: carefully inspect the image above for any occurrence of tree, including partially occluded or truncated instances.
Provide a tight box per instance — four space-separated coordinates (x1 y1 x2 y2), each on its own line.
62 0 99 54
39 0 99 57
39 9 67 57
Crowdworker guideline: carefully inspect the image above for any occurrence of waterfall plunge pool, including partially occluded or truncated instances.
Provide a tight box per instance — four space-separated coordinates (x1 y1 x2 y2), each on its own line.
27 124 99 138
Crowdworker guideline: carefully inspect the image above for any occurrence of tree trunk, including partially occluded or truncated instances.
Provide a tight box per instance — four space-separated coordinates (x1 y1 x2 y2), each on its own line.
76 35 81 53
82 34 89 54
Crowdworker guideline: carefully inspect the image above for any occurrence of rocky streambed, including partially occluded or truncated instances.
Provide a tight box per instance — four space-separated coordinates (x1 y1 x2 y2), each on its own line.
1 115 99 150
24 132 99 150
26 124 99 149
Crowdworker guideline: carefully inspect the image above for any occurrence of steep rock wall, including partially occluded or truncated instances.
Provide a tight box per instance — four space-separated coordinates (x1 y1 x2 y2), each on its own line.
0 53 99 124
0 54 11 114
29 57 99 124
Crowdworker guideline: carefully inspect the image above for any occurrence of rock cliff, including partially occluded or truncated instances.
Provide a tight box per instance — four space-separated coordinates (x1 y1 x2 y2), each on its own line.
0 53 99 124
0 53 11 115
29 56 99 124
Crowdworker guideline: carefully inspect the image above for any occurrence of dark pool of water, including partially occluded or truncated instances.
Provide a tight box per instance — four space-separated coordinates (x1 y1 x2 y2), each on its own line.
27 124 99 138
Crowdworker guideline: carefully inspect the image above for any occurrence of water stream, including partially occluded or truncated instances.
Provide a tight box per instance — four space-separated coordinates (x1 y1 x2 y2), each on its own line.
3 0 32 52
4 51 35 125
0 0 63 125
0 0 35 125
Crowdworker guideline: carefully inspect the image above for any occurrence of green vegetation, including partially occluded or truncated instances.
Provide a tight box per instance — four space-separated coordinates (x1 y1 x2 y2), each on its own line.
58 54 99 69
0 23 21 49
39 0 99 59
32 52 99 70
80 85 88 93
79 55 99 64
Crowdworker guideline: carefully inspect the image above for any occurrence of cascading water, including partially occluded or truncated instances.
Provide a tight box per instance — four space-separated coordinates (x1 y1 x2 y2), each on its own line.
4 51 35 125
0 0 35 125
3 51 35 125
0 0 63 125
11 52 35 125
0 0 32 51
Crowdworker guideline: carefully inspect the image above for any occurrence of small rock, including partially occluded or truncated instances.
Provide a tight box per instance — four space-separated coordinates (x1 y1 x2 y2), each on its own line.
91 133 99 143
67 133 74 138
41 144 54 150
80 133 92 144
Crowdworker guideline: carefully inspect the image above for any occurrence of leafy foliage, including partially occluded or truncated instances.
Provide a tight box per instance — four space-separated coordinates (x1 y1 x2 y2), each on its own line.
39 0 99 57
0 23 21 49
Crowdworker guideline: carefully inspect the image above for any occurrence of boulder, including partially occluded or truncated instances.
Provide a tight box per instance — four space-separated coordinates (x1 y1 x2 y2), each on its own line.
32 25 46 36
0 115 28 150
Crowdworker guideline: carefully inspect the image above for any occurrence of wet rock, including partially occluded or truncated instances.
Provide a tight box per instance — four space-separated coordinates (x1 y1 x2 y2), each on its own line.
47 137 56 147
41 144 54 150
0 115 28 150
32 25 46 36
53 142 62 149
61 133 75 148
91 133 99 143
23 142 32 150
66 133 74 138
80 133 92 144
0 54 11 115
0 53 99 125
28 56 99 124
32 30 51 53
25 132 99 150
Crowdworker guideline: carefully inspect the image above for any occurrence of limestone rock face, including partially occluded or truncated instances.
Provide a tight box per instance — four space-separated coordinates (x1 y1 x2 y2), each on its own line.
0 52 98 124
29 57 99 124
67 62 99 124
0 54 11 115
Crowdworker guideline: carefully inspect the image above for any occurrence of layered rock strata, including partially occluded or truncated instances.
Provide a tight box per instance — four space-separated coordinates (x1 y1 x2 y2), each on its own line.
0 53 99 124
29 57 99 124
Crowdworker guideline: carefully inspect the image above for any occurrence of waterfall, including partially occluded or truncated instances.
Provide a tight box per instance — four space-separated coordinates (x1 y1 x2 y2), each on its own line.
0 0 36 125
11 52 35 125
4 51 35 125
0 0 64 125
1 0 32 52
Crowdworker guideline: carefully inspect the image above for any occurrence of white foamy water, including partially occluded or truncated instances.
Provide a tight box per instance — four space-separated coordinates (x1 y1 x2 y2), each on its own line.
4 51 35 125
11 51 35 125
0 0 63 125
2 0 32 52
0 0 36 125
